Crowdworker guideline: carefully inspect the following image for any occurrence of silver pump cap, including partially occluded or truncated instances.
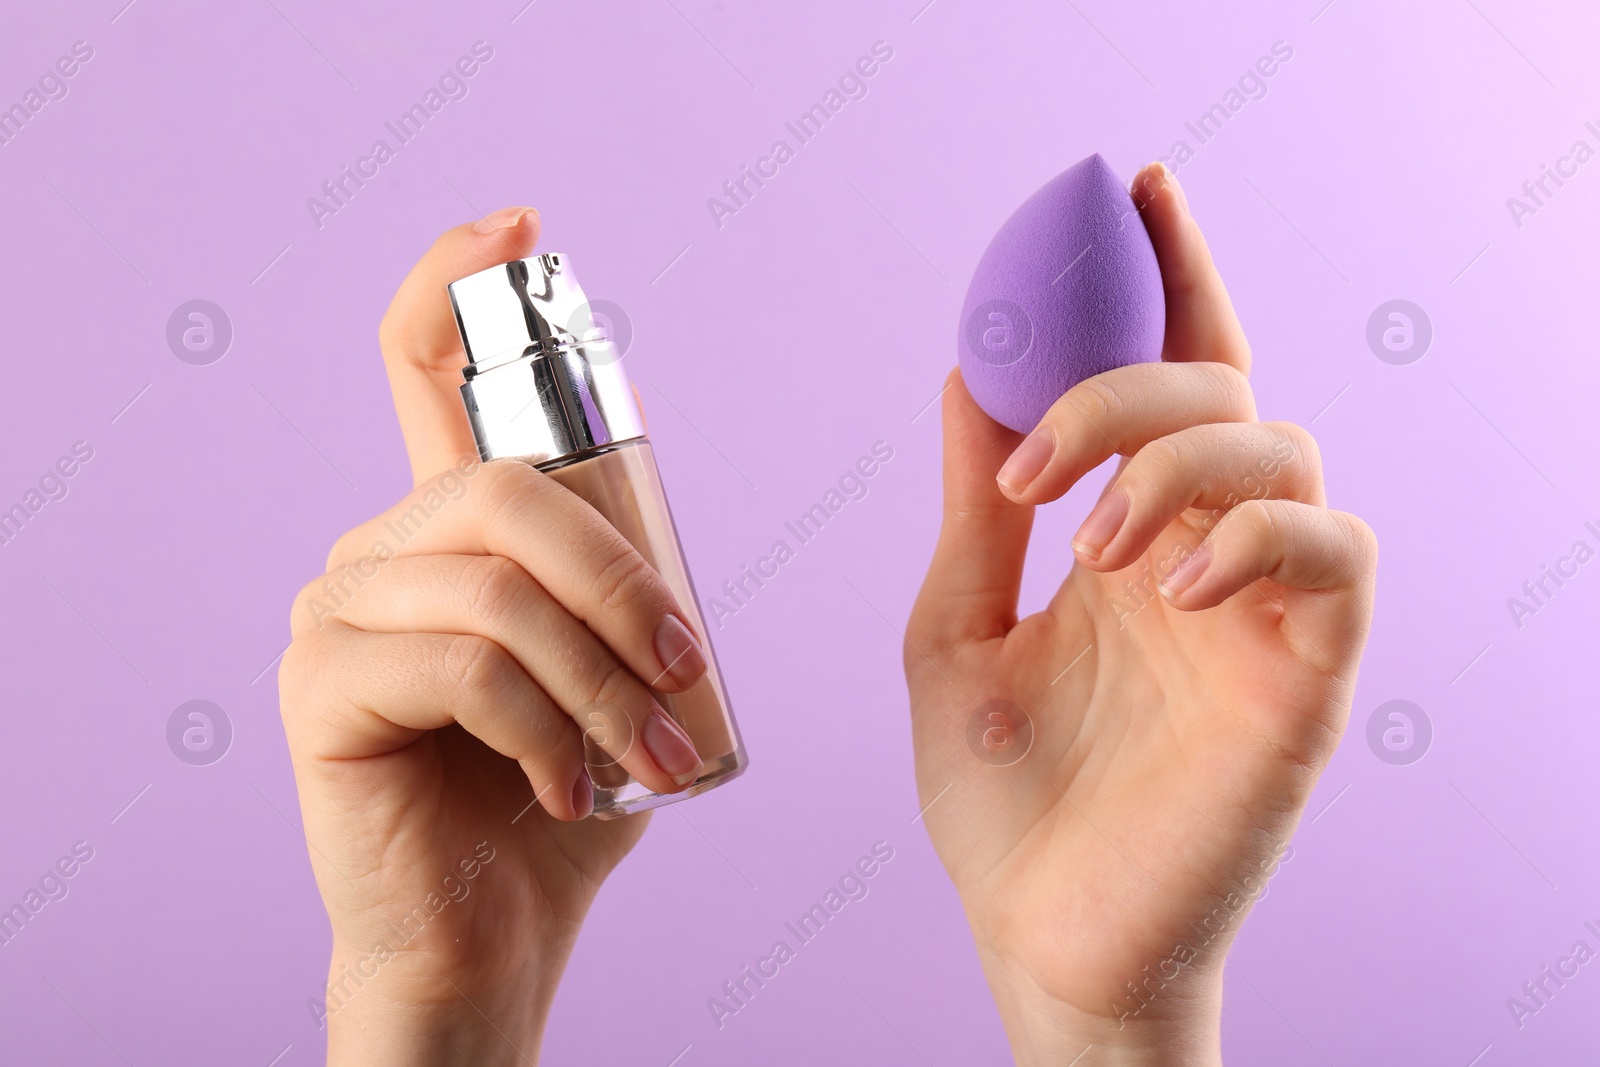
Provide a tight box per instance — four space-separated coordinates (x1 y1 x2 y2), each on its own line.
447 253 644 467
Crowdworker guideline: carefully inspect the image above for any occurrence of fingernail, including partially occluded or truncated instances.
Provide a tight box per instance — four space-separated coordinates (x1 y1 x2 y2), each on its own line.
1072 490 1129 562
1131 163 1162 211
472 206 536 234
1159 544 1211 599
997 428 1054 495
653 615 707 688
642 708 703 786
1141 160 1171 198
570 765 594 819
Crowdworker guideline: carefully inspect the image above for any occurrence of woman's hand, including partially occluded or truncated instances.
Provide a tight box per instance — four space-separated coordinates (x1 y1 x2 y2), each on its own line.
278 208 708 1065
905 165 1377 1065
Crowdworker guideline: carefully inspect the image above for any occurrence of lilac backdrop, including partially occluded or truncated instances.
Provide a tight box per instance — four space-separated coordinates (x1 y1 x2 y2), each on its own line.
3 0 1598 1062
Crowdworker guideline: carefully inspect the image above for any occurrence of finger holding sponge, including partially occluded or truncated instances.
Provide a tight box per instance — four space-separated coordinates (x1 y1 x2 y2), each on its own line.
957 153 1166 434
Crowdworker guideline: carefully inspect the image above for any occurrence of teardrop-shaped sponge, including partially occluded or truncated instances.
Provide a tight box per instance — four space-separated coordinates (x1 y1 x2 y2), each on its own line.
957 154 1165 433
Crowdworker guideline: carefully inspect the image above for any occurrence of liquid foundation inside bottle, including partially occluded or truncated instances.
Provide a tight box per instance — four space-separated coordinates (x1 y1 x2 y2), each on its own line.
544 441 744 815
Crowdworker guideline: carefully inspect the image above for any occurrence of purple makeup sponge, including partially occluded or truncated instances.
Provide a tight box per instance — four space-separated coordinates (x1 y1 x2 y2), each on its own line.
958 153 1165 433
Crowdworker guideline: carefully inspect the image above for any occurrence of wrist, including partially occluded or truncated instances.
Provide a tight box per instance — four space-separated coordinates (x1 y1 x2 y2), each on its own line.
321 939 571 1067
979 947 1223 1067
326 995 548 1067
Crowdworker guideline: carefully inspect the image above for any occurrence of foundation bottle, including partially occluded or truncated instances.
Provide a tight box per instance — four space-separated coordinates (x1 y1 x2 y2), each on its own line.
448 253 747 817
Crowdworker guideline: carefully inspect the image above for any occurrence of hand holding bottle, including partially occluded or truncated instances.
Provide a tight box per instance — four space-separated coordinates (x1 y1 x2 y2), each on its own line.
278 208 711 1065
904 166 1378 1065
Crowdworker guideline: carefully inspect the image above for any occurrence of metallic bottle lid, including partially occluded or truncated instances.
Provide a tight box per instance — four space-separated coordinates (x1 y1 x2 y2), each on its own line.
447 252 644 467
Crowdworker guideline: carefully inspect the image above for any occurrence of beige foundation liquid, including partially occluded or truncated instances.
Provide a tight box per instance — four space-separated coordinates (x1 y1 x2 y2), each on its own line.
545 442 743 812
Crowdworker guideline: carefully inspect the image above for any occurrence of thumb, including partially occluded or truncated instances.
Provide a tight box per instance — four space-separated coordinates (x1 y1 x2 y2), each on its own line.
907 369 1035 662
377 206 541 486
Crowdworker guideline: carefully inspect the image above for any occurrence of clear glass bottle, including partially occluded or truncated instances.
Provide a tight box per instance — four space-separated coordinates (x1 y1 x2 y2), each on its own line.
448 253 746 817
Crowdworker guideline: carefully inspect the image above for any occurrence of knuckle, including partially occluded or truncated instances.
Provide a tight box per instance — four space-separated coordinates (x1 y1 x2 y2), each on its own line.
1202 361 1258 420
325 525 366 572
277 637 340 733
592 545 663 615
276 640 316 709
1339 511 1380 568
1269 421 1322 476
510 691 570 762
445 634 520 704
1135 434 1189 481
473 458 546 524
1228 497 1277 541
377 262 451 369
289 576 323 636
1066 375 1127 426
290 572 348 637
585 659 638 714
518 721 569 770
458 554 530 626
952 500 1014 527
1166 261 1202 303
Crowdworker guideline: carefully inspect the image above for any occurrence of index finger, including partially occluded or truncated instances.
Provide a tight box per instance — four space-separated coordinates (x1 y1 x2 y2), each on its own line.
378 206 542 486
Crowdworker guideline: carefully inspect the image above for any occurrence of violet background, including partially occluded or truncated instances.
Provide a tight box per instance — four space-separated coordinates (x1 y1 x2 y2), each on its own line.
2 0 1597 1063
